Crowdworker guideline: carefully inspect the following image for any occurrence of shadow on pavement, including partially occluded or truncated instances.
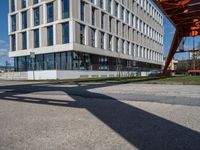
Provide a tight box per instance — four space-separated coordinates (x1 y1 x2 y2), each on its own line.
0 82 199 150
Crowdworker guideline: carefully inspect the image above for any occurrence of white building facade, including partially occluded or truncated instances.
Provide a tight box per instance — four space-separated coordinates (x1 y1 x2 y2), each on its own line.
8 0 164 79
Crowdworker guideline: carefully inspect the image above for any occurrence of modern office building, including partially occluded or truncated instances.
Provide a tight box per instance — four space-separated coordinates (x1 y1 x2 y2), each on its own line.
8 0 164 79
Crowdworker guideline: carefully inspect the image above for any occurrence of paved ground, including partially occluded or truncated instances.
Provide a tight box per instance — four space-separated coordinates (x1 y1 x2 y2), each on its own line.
0 81 200 150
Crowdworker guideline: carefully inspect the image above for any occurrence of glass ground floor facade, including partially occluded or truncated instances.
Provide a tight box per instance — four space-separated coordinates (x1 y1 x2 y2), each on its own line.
14 51 162 72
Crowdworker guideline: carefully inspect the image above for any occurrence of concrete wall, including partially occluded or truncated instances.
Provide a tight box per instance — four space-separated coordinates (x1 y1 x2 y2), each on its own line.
27 70 146 80
0 72 28 80
0 70 150 80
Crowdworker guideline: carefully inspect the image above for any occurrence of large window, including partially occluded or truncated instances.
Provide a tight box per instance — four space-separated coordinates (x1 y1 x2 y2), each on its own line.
108 0 111 13
44 53 55 70
14 52 162 72
99 0 103 9
100 32 104 49
33 0 39 4
47 26 53 46
62 0 70 19
11 0 15 12
22 11 27 29
80 0 85 21
47 2 54 23
35 54 44 70
62 23 69 44
101 12 105 29
21 0 26 9
61 52 67 70
91 7 95 25
108 35 112 51
99 56 108 70
80 24 85 45
34 29 39 48
22 32 27 49
11 15 16 32
91 28 95 47
11 34 16 51
34 7 40 26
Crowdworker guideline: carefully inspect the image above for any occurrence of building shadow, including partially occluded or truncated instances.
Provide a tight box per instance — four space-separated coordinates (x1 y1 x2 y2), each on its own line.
0 82 200 150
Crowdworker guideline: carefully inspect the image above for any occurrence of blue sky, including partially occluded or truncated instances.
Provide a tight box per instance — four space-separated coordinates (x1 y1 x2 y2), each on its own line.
0 1 10 66
0 1 197 66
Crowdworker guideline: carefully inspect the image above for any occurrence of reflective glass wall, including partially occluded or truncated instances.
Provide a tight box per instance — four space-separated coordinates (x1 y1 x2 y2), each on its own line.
14 51 162 72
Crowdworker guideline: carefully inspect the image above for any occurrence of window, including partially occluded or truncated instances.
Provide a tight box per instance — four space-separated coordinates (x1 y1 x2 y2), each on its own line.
91 28 95 47
11 34 16 51
99 56 108 70
92 7 95 25
108 35 112 51
109 17 112 32
35 54 44 70
33 0 38 4
11 0 15 12
34 29 39 48
47 3 54 23
122 24 125 37
62 0 70 19
22 11 27 29
100 32 104 49
80 0 85 21
116 37 119 52
115 2 118 17
117 21 120 35
47 26 53 46
22 32 27 49
62 23 69 44
108 0 111 13
44 53 55 70
101 12 105 29
99 0 103 9
121 7 124 20
34 7 40 26
11 15 16 32
80 24 85 45
122 40 124 53
22 0 26 9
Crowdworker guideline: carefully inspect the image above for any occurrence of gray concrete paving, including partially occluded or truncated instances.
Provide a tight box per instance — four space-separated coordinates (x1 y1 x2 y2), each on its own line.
0 81 200 150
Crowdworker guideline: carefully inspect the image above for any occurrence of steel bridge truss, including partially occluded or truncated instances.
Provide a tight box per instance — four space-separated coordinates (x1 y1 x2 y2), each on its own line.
153 0 200 74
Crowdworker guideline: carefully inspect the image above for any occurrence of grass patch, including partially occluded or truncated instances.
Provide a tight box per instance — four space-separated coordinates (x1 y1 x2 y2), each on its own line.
149 76 200 85
49 76 200 85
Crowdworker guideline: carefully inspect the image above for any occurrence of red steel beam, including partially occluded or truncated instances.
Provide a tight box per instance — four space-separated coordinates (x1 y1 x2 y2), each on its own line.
153 0 200 75
163 29 183 74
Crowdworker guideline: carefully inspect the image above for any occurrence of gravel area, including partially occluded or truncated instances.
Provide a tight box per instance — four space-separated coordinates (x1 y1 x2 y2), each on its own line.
0 81 200 150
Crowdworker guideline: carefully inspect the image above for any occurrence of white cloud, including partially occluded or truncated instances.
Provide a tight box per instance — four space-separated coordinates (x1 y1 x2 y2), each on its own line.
0 40 6 44
0 40 9 48
0 49 8 57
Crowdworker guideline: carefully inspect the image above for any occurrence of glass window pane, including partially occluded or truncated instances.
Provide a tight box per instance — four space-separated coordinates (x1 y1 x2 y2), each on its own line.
62 23 69 44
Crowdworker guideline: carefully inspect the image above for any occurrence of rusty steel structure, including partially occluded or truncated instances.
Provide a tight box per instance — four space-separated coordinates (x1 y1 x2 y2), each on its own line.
153 0 200 74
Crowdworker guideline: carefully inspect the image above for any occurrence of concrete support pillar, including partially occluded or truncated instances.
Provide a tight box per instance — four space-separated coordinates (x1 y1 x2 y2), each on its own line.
56 24 62 44
69 20 75 43
43 3 47 24
27 31 29 49
19 12 22 30
85 26 89 46
58 0 62 20
16 33 18 51
53 24 56 45
39 28 42 47
112 36 116 52
30 8 34 27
